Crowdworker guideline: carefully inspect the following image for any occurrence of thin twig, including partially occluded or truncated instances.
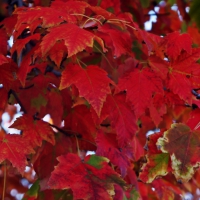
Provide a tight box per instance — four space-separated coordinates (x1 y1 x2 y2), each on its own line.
33 115 82 138
93 44 114 70
9 89 27 114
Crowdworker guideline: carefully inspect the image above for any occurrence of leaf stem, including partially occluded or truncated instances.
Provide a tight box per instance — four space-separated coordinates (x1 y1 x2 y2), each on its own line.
2 161 7 200
76 58 87 67
9 89 27 114
93 44 114 70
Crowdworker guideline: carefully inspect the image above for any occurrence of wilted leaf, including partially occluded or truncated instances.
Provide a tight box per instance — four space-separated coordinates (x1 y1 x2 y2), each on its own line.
157 123 200 182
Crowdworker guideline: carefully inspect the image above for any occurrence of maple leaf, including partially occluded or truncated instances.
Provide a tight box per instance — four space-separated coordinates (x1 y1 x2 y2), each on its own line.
148 56 169 80
0 28 8 55
10 114 55 147
117 67 163 118
48 153 126 200
0 134 35 174
33 133 75 191
40 23 105 58
96 130 130 177
64 105 96 150
97 24 133 57
60 64 112 116
46 88 63 126
11 34 40 58
0 15 17 36
157 123 200 182
51 0 89 21
149 93 167 127
13 6 77 36
0 54 9 65
106 94 138 147
17 45 39 86
139 153 170 183
186 109 200 130
167 48 200 104
139 132 170 183
149 48 200 104
46 40 68 67
159 31 192 61
0 87 8 110
0 59 18 90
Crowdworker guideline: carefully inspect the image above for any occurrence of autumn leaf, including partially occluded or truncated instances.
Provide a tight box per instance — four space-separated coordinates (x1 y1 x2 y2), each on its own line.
48 153 126 200
10 114 55 147
159 32 192 61
0 134 35 174
148 56 168 80
97 24 133 57
11 34 40 58
0 54 9 65
139 132 170 183
17 45 40 86
0 28 8 55
40 23 105 58
96 130 130 177
140 153 170 183
167 48 200 104
51 0 89 21
0 59 18 90
60 64 112 116
149 93 167 127
186 109 200 130
33 132 75 191
117 67 163 118
64 105 96 150
13 7 75 35
106 94 138 147
157 123 200 182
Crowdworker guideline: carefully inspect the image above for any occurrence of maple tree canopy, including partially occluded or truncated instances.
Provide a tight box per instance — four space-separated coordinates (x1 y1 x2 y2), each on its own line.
1 0 200 199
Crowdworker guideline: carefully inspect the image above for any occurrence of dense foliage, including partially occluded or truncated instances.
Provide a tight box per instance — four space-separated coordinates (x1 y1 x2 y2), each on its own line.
1 0 200 199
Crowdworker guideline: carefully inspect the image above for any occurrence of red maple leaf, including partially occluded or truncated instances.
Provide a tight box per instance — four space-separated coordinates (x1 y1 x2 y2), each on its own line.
187 109 200 130
0 54 9 65
40 23 105 58
105 94 138 147
0 58 19 90
168 48 200 104
97 24 133 57
0 134 35 174
48 153 126 200
117 67 163 118
149 93 167 127
64 105 96 150
0 28 8 55
60 64 112 116
159 31 192 61
11 34 40 58
10 114 55 147
96 130 130 177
